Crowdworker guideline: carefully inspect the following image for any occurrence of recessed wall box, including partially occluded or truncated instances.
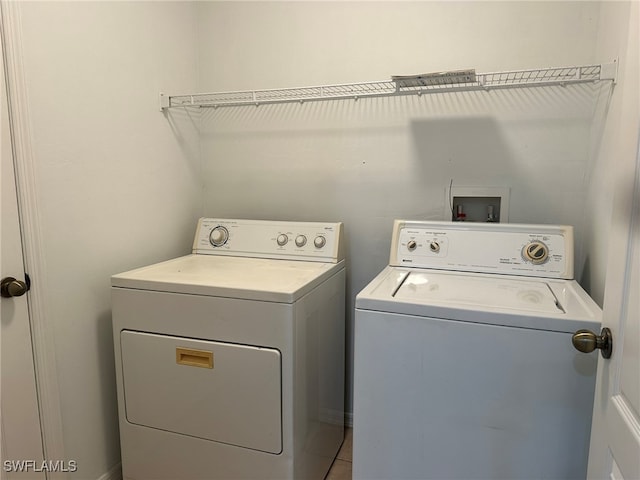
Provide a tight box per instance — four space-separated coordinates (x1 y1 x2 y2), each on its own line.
444 186 510 223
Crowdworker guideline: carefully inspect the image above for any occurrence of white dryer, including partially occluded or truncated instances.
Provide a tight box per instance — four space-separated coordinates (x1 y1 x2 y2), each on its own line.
353 220 602 480
112 218 345 480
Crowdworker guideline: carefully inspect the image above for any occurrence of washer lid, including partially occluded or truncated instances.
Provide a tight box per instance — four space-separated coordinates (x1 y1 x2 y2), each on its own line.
395 272 562 314
112 254 343 303
356 267 601 333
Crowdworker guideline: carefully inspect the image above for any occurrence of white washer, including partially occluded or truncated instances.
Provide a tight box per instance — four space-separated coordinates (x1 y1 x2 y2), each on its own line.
353 220 602 480
112 218 345 480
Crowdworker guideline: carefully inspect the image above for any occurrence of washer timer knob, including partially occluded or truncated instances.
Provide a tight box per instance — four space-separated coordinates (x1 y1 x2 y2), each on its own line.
209 226 229 247
295 235 307 247
277 234 289 246
523 241 549 265
314 236 326 249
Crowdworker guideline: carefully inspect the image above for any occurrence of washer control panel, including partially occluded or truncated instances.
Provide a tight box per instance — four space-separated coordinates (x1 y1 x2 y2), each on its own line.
193 218 344 263
390 220 573 279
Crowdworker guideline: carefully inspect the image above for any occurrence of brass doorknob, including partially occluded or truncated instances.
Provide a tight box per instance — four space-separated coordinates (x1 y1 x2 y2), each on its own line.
1 277 29 298
572 328 612 359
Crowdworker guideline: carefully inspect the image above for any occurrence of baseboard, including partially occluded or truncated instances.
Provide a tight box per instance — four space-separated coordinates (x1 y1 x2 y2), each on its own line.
345 411 353 428
97 463 122 480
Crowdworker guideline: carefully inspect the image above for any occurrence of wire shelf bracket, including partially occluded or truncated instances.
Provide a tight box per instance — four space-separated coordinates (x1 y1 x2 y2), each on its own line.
160 62 617 111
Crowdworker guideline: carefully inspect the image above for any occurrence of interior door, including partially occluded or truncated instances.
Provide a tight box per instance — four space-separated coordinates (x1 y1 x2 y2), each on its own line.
586 137 640 477
1 16 45 479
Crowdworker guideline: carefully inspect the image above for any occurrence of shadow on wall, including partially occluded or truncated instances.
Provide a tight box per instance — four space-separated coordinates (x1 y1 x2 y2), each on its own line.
410 114 587 223
409 111 593 283
161 106 204 197
409 115 514 222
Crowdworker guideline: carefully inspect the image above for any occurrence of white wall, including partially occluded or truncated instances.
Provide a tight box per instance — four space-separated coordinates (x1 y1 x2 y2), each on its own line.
582 1 637 306
196 1 602 415
197 1 600 90
17 2 200 478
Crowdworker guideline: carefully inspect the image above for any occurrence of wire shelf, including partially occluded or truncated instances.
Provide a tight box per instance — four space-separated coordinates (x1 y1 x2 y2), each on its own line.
161 63 615 110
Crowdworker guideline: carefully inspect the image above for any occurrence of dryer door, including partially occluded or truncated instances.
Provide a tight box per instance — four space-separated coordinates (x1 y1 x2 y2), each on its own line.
120 330 282 454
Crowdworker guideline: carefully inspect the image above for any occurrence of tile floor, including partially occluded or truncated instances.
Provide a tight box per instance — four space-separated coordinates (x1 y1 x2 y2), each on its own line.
326 427 353 480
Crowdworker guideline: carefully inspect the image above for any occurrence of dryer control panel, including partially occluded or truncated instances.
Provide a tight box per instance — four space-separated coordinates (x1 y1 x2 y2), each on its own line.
390 220 573 279
193 218 344 263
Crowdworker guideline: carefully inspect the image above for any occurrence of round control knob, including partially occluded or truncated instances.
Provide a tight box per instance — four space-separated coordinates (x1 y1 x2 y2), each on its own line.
523 241 549 264
430 241 440 253
209 226 229 247
314 236 326 249
277 234 289 246
295 235 307 247
407 240 417 252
